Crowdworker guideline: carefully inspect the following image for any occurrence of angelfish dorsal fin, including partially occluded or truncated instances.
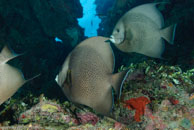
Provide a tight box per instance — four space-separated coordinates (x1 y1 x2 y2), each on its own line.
0 45 24 63
1 46 14 60
129 3 165 28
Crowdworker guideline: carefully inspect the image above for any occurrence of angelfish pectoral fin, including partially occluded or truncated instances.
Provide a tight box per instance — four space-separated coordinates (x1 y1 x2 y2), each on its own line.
110 69 130 98
65 69 72 86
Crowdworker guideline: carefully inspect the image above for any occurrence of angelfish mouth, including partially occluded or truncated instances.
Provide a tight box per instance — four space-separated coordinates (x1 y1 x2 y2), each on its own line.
110 35 124 44
110 35 115 43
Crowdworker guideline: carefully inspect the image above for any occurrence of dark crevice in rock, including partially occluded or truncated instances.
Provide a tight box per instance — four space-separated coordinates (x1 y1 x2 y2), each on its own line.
0 0 84 100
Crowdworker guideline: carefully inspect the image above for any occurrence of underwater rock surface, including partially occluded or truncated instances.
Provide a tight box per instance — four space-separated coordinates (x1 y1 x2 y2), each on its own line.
0 0 85 100
1 60 194 129
0 0 84 50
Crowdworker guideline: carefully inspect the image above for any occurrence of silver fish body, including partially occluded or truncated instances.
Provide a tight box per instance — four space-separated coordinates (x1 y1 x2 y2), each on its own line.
57 36 128 115
0 46 40 105
0 46 25 105
110 3 177 58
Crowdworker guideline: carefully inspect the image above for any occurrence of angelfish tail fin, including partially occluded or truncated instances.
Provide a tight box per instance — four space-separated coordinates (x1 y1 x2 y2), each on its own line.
161 24 177 45
110 69 130 98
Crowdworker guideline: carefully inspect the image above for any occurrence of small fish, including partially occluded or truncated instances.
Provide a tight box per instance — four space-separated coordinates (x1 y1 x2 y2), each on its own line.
110 3 177 59
0 45 40 105
95 14 107 19
56 36 129 115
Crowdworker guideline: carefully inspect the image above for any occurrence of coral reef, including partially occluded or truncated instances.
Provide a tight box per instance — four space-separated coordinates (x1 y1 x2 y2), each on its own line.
112 60 194 129
1 60 194 129
95 0 114 14
0 0 194 130
76 112 99 126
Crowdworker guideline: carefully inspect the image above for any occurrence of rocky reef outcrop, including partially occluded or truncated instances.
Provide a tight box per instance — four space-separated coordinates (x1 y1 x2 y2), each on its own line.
95 0 114 14
0 0 84 99
0 0 84 50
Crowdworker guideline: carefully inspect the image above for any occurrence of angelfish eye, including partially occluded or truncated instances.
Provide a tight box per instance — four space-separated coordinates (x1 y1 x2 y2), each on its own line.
116 29 120 32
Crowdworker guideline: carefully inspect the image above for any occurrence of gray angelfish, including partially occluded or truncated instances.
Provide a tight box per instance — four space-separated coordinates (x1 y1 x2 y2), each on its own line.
56 36 129 115
110 3 177 59
0 45 39 105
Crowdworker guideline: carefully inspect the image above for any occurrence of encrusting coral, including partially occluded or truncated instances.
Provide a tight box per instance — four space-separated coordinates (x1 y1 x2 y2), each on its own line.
123 96 150 122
